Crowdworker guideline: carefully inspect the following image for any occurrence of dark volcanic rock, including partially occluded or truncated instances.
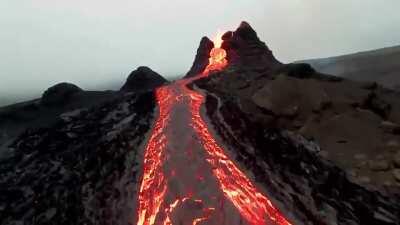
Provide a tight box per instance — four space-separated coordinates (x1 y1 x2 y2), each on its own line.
221 21 282 71
276 63 316 79
202 93 400 225
185 37 214 78
362 92 392 119
0 92 156 225
41 82 83 106
1 87 117 157
120 66 167 92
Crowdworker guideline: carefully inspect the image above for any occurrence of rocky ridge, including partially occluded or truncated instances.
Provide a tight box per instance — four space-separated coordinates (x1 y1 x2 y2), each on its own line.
185 37 215 77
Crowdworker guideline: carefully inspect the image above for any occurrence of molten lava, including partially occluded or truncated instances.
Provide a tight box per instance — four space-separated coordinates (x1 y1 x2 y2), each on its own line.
136 87 173 225
202 33 228 76
136 32 292 225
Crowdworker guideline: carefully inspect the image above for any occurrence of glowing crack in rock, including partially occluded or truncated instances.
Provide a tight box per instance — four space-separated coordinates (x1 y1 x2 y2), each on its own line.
136 33 292 225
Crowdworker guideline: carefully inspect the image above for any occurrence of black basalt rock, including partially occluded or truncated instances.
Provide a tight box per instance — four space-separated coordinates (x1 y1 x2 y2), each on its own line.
120 66 167 92
185 37 214 78
221 21 282 70
41 82 83 106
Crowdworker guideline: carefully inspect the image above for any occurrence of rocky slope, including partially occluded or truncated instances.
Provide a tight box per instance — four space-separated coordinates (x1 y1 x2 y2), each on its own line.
0 91 155 225
299 45 400 90
0 64 168 225
0 67 167 158
193 22 400 224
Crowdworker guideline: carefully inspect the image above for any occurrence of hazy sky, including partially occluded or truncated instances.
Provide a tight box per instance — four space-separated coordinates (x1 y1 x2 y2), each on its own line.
1 0 400 105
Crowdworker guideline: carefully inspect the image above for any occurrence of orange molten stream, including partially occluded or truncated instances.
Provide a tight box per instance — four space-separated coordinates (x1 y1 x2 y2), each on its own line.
136 34 292 225
202 34 228 76
136 87 172 225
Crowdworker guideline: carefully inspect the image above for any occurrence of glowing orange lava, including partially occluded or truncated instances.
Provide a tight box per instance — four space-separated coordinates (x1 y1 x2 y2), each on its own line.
136 87 173 225
136 32 292 225
202 33 228 76
161 197 215 225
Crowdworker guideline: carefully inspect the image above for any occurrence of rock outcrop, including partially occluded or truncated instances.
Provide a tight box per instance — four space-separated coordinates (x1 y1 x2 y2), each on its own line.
185 37 214 77
120 66 167 92
221 21 282 70
41 82 83 106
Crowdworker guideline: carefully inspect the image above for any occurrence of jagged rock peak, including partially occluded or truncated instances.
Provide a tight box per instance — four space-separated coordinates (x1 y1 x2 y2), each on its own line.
221 21 281 70
120 66 167 92
41 82 83 106
233 21 259 41
185 37 214 78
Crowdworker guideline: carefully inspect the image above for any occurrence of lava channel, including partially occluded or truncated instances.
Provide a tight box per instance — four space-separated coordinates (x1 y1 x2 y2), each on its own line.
136 87 174 225
136 33 292 225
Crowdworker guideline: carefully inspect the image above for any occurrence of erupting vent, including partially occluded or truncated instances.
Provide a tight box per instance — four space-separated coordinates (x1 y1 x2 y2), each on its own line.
136 32 292 225
202 33 228 75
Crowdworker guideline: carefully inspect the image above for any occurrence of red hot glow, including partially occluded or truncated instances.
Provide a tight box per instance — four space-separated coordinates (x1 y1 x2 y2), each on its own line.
202 33 228 76
136 87 173 225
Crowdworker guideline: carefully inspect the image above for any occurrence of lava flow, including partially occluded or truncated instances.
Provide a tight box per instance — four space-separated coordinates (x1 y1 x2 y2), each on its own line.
136 87 174 225
136 33 292 225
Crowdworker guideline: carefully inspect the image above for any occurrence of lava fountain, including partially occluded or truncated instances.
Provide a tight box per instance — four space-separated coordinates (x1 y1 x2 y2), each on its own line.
136 32 292 225
202 32 228 76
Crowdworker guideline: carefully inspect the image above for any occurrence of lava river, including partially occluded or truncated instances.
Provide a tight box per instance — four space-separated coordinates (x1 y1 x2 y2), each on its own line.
136 35 292 225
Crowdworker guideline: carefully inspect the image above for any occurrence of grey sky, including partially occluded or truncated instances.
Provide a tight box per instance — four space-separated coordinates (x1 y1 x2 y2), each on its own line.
1 0 400 105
